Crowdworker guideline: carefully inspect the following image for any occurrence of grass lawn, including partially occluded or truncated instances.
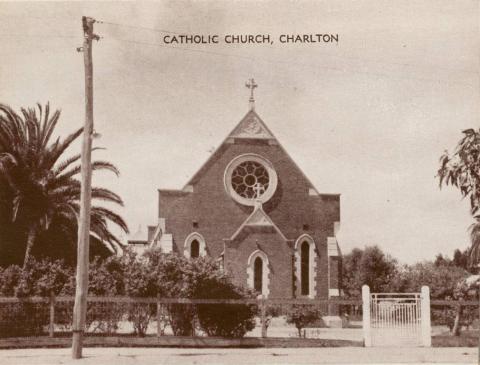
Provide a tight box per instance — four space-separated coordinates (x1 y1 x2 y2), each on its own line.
432 329 479 347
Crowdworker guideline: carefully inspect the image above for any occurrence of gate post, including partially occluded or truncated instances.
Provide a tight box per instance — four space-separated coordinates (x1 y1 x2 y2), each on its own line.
362 285 371 347
421 286 431 347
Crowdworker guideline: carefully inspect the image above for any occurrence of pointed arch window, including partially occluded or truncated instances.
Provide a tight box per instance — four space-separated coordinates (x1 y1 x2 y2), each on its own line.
253 257 263 293
295 235 317 298
301 241 310 295
190 240 200 258
247 250 270 297
184 233 206 258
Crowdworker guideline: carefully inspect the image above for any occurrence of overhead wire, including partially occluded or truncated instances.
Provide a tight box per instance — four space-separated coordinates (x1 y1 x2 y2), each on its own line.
0 18 475 86
96 20 182 35
103 36 475 87
95 18 475 76
0 34 79 39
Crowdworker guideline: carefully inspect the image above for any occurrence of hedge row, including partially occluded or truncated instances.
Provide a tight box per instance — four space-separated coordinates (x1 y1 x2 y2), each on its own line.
0 249 257 338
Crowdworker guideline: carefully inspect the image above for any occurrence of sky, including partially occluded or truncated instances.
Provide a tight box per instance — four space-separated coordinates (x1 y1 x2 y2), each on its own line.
0 1 479 264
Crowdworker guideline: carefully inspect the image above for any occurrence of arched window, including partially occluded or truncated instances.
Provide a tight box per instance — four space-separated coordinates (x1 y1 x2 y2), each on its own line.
254 257 263 293
295 235 316 298
184 233 206 258
301 241 310 295
191 240 200 258
247 249 270 297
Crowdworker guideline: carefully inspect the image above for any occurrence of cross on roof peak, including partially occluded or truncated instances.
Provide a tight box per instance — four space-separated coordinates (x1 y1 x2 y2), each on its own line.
245 78 258 110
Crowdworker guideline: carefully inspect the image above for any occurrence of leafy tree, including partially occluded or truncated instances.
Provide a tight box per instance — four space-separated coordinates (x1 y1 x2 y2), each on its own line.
341 248 363 298
453 249 469 270
0 103 128 267
434 253 451 267
438 128 480 266
393 261 467 300
342 246 398 297
392 261 469 335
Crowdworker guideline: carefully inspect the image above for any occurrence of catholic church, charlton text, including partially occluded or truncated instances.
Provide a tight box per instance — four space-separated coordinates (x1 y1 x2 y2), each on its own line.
129 80 342 299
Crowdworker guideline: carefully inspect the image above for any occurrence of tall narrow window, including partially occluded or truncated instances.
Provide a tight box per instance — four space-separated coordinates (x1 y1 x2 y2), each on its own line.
301 241 310 295
247 250 270 297
254 257 263 293
190 239 200 258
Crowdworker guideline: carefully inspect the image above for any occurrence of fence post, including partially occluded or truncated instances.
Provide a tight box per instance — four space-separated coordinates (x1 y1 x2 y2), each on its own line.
260 298 267 338
362 285 371 347
49 292 55 338
421 286 431 347
156 296 161 337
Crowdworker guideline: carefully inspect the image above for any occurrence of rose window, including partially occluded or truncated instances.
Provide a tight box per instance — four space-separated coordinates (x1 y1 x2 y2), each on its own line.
224 154 278 206
231 161 270 199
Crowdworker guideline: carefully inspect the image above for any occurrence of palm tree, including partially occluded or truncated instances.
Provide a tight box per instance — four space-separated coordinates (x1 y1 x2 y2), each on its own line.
0 103 128 268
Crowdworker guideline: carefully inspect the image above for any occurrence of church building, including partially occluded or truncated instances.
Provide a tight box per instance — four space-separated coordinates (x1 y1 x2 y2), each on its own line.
129 80 342 299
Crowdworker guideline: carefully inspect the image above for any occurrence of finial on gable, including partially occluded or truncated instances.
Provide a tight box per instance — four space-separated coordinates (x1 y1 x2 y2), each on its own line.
245 78 258 110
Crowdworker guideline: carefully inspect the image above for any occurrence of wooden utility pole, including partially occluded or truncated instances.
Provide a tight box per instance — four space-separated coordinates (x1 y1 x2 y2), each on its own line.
72 16 97 359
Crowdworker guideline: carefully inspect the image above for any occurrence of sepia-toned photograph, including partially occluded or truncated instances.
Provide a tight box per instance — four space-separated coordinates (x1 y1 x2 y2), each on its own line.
0 1 478 364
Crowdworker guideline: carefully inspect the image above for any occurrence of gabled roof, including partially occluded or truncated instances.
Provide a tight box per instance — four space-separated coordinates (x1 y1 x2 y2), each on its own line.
229 110 275 140
229 203 287 242
173 107 339 196
184 109 274 187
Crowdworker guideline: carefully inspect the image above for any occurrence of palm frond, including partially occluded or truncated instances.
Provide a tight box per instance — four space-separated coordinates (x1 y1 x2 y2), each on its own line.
44 128 83 170
91 187 124 206
58 160 120 181
91 206 129 233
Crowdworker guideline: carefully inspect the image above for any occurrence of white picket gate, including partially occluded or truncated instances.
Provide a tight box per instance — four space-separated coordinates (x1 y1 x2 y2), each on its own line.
362 285 431 347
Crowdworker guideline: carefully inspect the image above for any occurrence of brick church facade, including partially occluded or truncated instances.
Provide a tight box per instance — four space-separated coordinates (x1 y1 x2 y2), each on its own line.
129 82 342 299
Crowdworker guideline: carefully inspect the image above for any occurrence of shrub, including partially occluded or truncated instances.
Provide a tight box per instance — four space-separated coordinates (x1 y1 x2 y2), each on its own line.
0 265 22 296
0 259 72 337
145 250 257 338
186 258 257 338
123 251 157 337
145 251 196 336
0 250 259 338
86 256 126 334
168 304 196 336
286 305 321 337
0 301 48 338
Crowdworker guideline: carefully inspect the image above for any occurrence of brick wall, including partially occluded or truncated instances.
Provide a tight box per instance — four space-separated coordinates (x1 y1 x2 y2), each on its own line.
158 138 340 299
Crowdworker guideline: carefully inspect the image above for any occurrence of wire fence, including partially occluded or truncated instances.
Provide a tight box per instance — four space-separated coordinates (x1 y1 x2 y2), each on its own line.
0 296 477 339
